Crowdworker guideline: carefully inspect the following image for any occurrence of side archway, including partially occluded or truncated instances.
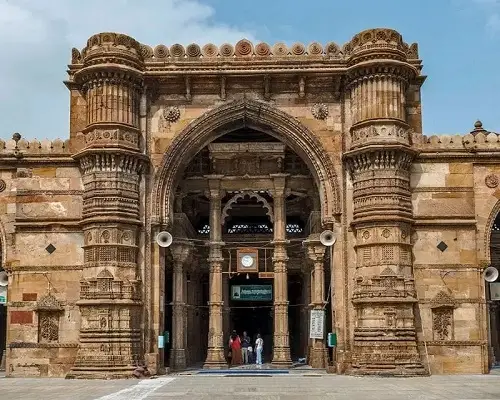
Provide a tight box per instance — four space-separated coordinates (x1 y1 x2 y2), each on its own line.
483 199 500 264
151 99 341 227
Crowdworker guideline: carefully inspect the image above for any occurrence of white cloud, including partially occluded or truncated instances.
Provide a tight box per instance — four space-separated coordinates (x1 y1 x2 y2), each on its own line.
0 0 256 140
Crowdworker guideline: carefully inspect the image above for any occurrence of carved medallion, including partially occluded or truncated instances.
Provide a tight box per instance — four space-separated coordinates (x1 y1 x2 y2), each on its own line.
381 229 391 238
311 103 329 120
163 106 181 123
362 230 370 240
0 179 6 193
485 174 499 188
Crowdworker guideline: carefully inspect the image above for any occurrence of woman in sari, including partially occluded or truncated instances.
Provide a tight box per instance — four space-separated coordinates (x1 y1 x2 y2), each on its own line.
229 330 242 366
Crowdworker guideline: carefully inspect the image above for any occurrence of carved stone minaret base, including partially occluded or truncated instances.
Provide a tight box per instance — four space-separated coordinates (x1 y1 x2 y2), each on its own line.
344 29 427 376
67 33 146 379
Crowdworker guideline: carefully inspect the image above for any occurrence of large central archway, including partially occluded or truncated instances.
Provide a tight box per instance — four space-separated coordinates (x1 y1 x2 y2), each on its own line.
150 99 343 371
151 99 341 228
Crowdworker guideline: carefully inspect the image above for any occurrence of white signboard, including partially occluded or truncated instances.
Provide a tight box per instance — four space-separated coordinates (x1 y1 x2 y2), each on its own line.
491 282 500 301
309 309 325 339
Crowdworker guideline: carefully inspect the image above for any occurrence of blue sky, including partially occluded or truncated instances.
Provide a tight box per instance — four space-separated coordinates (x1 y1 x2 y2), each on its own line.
0 0 499 140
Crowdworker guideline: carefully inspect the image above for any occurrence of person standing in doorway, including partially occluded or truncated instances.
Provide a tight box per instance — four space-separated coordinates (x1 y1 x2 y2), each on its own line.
241 331 250 364
255 333 264 366
229 330 242 366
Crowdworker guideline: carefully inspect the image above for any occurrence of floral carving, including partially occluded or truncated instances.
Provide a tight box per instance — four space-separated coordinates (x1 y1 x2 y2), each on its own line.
255 42 271 56
39 313 59 343
170 44 185 58
235 39 253 56
381 229 391 238
219 43 234 57
186 43 201 58
291 43 305 56
153 44 169 59
273 43 288 56
202 43 218 57
311 103 329 120
432 308 453 340
163 106 181 123
0 179 6 193
485 174 499 188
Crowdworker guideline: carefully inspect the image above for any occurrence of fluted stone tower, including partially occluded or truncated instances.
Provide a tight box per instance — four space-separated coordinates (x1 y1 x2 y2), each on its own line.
343 29 427 375
68 33 147 379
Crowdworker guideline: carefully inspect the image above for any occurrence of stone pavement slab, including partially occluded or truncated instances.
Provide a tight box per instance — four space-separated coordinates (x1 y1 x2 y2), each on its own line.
0 374 499 400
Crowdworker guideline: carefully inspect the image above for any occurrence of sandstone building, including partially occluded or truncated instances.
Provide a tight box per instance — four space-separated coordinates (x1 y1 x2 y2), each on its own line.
0 28 499 378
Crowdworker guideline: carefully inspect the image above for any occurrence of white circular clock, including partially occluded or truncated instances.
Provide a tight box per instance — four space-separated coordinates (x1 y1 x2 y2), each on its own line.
241 255 254 267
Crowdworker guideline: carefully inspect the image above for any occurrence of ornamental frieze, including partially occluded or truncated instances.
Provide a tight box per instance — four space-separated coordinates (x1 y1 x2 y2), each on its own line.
83 129 140 149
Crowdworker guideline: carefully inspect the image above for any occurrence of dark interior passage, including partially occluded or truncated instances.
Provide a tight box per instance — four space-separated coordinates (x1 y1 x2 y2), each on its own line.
229 275 273 362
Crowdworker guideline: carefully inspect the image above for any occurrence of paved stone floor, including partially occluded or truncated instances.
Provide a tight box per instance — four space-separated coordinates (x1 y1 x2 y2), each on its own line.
0 374 500 399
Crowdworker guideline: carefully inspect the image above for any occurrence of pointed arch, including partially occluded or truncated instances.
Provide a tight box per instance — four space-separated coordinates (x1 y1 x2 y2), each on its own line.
151 99 341 228
484 199 500 263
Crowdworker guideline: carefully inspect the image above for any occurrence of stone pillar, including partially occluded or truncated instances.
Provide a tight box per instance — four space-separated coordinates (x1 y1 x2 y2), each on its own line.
170 241 193 370
68 33 146 379
204 177 226 368
304 237 327 368
271 174 292 366
344 29 426 376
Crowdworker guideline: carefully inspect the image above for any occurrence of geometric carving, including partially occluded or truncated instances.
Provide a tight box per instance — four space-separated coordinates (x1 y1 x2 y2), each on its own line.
45 244 56 254
36 294 63 311
485 174 499 188
430 290 457 309
0 179 6 193
436 241 448 252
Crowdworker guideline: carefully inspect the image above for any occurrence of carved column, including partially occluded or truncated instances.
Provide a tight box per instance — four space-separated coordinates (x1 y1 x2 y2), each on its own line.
271 174 292 366
204 176 226 368
344 29 426 376
69 33 146 379
170 241 193 370
304 237 327 368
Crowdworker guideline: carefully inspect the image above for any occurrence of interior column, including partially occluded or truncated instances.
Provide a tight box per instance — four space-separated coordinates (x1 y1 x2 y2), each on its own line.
170 241 192 370
271 173 292 366
204 176 226 368
305 238 327 368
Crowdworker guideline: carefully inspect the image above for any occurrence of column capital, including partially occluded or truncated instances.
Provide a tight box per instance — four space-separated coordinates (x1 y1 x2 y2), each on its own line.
170 240 194 267
269 173 290 196
303 235 326 264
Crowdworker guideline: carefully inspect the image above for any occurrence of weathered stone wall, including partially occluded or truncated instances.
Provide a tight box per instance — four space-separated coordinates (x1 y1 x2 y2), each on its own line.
0 143 83 376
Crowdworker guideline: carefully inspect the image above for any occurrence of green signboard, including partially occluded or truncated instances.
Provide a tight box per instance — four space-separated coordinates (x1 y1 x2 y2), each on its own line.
231 285 273 301
0 287 6 305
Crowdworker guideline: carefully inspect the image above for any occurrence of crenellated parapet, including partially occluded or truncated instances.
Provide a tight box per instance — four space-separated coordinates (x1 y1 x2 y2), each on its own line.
0 137 71 156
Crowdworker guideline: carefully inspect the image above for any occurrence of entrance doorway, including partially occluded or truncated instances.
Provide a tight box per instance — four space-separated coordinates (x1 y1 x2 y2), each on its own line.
229 274 273 362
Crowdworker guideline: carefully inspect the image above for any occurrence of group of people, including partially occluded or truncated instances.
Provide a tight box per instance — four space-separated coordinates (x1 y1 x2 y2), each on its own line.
228 330 264 366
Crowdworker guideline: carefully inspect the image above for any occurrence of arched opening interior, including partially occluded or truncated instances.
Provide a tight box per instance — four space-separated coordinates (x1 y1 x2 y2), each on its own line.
488 214 500 368
162 126 329 368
